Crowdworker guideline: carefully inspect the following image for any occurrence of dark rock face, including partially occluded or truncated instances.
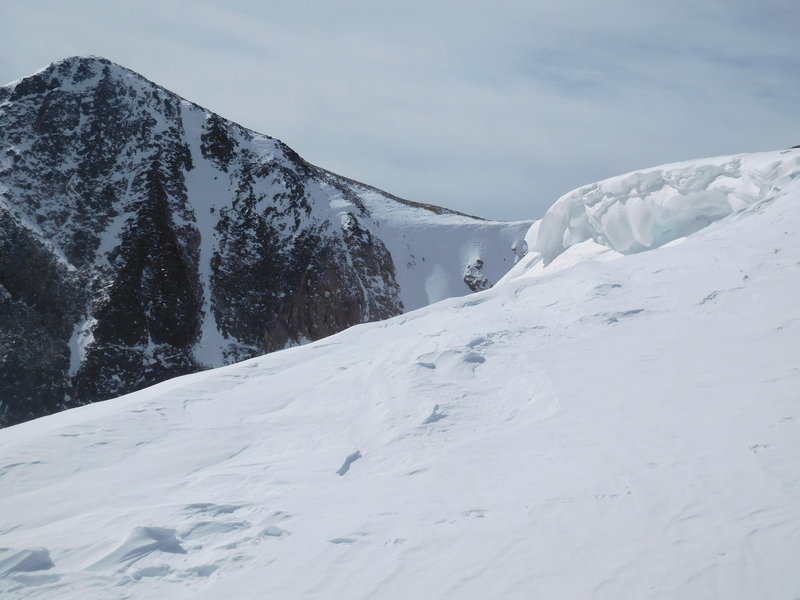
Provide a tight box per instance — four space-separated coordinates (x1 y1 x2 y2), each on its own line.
0 56 527 427
211 214 401 359
463 259 492 292
0 210 83 424
71 165 204 403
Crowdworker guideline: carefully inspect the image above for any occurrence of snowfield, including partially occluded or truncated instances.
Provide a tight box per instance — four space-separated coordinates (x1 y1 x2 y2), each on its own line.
1 149 799 599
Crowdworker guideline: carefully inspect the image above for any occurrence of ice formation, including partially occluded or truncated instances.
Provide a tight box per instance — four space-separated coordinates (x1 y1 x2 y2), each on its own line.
535 151 800 264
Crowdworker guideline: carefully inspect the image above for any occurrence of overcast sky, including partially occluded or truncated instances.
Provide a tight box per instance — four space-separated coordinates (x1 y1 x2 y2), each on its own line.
2 1 798 220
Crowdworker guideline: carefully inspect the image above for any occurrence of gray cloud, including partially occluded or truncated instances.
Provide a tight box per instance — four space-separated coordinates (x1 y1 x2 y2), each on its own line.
1 1 797 220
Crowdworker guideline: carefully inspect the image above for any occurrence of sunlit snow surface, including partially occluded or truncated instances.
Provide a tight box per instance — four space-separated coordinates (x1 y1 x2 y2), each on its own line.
1 149 800 599
534 151 799 264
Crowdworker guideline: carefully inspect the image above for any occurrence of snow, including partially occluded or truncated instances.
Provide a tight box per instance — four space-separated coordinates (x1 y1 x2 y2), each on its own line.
179 103 231 367
0 548 54 577
1 149 800 599
67 317 97 377
351 187 531 309
535 150 800 265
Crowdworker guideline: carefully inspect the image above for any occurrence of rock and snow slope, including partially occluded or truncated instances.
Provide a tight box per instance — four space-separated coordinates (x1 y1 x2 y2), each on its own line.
1 148 799 599
0 56 529 426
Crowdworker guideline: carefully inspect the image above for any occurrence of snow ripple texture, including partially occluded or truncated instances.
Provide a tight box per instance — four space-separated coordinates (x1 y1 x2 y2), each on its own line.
535 151 800 264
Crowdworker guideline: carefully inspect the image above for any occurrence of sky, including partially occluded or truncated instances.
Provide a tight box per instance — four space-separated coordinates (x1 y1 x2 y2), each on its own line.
1 1 798 221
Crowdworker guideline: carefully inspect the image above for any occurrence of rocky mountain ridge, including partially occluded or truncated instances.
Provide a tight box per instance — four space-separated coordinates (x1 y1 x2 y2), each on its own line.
0 56 530 427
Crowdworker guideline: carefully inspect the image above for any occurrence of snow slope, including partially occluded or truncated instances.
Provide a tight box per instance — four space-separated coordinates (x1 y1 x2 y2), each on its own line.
1 149 799 599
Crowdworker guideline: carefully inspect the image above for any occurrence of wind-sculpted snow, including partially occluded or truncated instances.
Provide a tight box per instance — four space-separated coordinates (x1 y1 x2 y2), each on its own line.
0 549 54 577
1 148 798 599
534 151 800 264
89 527 186 570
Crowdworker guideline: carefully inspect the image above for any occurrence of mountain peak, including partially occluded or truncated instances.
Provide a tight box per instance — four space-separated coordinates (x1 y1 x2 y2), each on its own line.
48 54 115 70
1 55 155 106
0 59 530 426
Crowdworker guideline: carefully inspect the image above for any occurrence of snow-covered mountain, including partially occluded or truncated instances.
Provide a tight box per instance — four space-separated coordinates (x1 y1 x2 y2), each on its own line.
0 56 530 427
1 148 798 599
